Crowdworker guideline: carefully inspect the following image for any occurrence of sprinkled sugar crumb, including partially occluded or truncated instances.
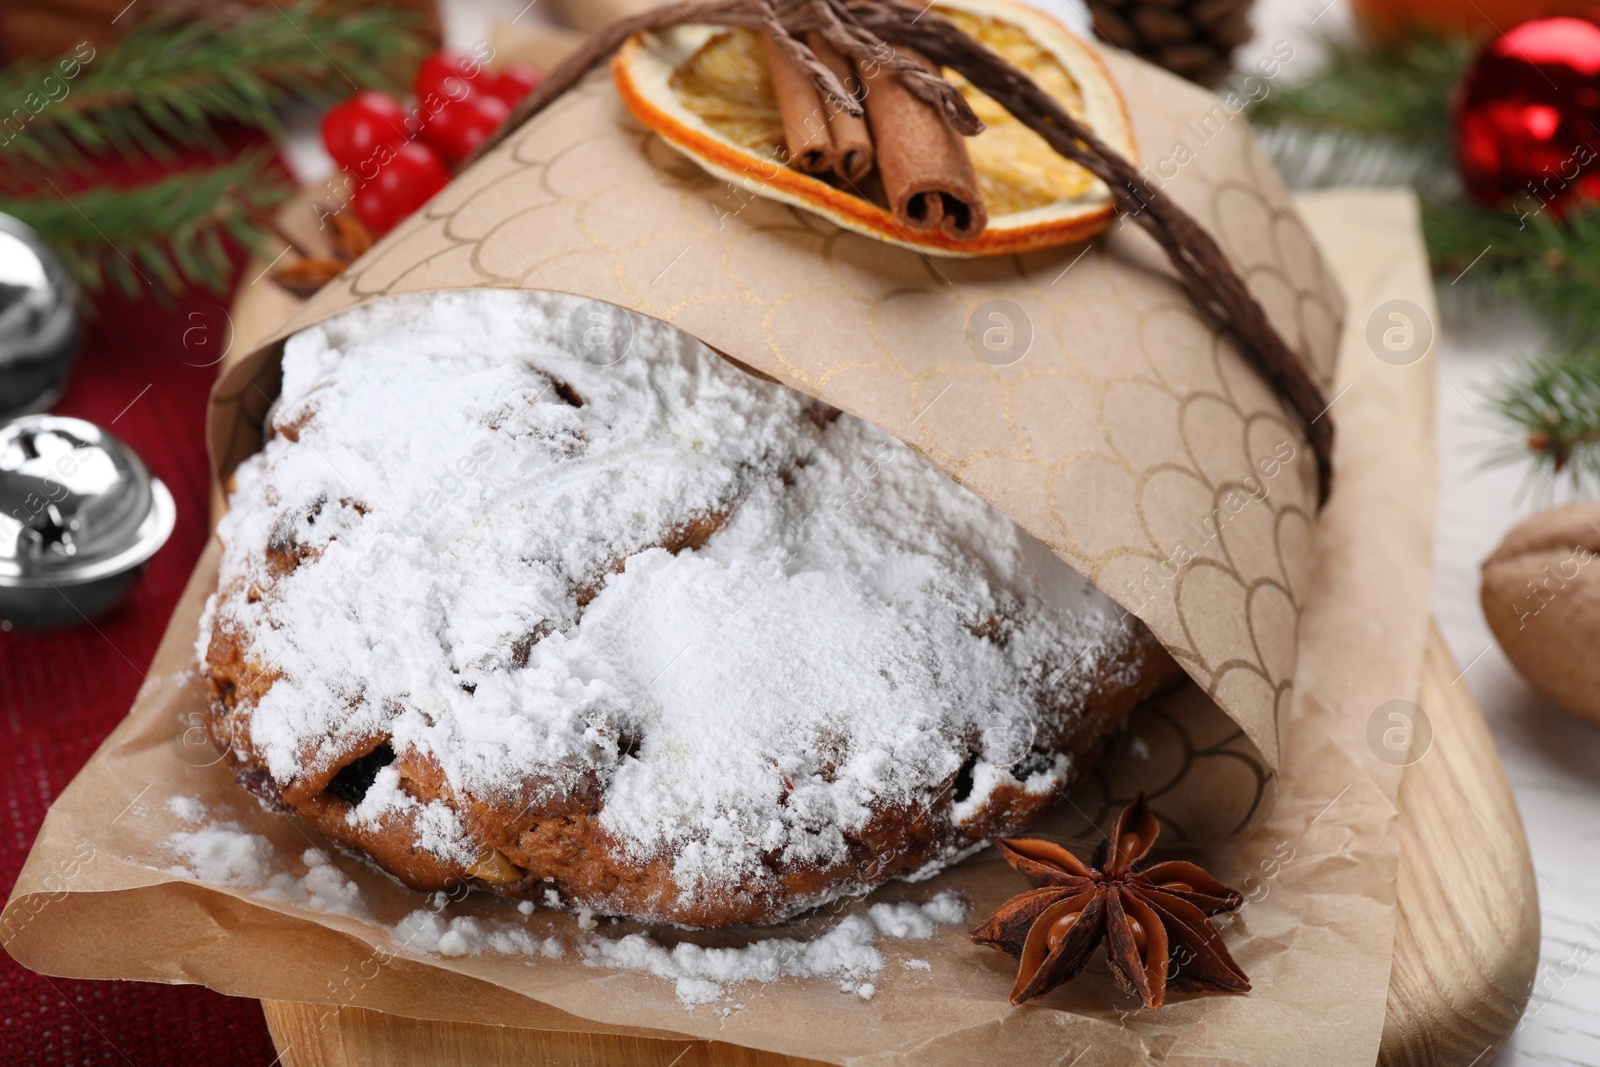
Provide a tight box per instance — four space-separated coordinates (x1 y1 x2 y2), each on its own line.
165 826 366 919
162 822 561 953
198 288 1143 911
166 795 207 823
911 890 967 926
583 891 965 1009
393 910 565 958
864 898 958 939
165 824 276 886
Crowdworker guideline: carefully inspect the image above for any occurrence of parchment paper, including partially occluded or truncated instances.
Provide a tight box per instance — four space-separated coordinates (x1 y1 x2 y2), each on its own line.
210 48 1342 838
3 13 1438 1058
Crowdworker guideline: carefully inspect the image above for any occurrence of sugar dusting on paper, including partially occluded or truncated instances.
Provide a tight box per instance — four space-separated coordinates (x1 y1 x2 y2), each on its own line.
160 799 962 1011
582 892 967 1008
163 800 367 919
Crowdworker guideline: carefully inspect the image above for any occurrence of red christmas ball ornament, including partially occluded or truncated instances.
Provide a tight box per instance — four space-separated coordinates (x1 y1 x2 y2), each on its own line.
1453 15 1600 217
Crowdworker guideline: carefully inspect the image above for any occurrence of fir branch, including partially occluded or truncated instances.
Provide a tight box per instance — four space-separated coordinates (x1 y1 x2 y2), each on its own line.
0 1 428 187
1248 36 1471 195
1484 350 1600 498
1254 123 1459 198
0 151 293 301
1250 35 1469 143
1443 201 1600 495
1424 199 1600 352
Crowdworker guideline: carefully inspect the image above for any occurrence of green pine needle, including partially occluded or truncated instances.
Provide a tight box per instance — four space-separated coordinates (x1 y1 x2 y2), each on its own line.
1251 35 1470 144
1484 351 1600 499
1251 34 1600 496
0 152 294 302
1249 36 1470 195
0 0 430 303
1424 200 1600 352
0 1 428 187
1423 192 1600 498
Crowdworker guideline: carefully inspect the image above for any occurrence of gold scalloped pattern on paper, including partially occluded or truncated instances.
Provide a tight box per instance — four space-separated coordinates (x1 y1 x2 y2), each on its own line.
215 54 1342 842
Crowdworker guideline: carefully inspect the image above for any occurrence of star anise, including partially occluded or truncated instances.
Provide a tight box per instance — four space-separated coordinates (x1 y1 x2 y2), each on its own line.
969 795 1250 1008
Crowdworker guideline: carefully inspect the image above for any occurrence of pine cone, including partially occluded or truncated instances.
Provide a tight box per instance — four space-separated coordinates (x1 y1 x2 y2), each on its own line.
1087 0 1256 87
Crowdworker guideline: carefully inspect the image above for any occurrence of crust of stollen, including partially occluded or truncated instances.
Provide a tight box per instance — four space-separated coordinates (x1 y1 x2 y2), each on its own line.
202 395 1182 928
204 611 1179 926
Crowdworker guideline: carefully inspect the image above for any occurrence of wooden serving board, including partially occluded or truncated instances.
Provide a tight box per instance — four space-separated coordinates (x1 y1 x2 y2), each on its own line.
229 156 1538 1065
258 625 1539 1067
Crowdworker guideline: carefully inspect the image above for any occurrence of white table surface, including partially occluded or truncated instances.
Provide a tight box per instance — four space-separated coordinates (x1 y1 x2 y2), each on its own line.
1434 307 1600 1067
295 1 1600 1060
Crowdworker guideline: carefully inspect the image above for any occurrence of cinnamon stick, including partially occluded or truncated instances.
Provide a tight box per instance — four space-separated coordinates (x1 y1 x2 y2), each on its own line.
805 31 874 184
857 45 986 240
762 33 835 176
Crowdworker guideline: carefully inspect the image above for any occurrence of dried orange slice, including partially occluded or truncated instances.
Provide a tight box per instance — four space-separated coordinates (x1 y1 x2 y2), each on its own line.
612 0 1134 256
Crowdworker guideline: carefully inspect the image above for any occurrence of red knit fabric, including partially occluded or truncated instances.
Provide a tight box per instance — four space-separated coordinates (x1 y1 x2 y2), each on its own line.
2 149 281 1062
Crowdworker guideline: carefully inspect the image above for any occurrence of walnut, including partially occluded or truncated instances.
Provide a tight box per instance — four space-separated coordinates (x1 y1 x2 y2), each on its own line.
1481 503 1600 724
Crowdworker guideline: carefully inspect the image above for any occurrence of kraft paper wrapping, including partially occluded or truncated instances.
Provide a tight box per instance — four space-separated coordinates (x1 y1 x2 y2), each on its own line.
3 14 1438 1060
210 54 1342 839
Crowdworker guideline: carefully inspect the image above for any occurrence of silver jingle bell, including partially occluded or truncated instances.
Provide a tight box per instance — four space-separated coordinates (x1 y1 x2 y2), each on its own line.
0 213 80 420
0 414 175 630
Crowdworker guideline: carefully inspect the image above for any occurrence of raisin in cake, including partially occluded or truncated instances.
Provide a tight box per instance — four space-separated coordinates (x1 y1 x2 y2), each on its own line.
199 289 1181 927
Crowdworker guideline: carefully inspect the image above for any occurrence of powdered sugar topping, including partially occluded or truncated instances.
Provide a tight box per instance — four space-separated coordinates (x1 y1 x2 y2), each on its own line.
200 289 1140 905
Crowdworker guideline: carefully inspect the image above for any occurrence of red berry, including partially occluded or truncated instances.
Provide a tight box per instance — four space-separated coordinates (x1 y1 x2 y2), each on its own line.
352 141 449 236
418 94 509 164
485 65 541 107
321 91 407 170
415 49 489 104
